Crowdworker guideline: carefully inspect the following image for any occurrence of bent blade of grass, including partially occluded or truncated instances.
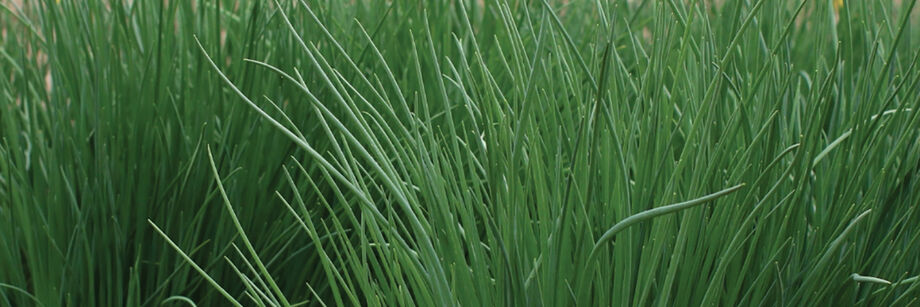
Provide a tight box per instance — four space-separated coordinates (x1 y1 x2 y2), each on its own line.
147 220 242 307
592 183 746 251
813 130 851 167
852 273 892 285
577 183 745 295
160 295 198 306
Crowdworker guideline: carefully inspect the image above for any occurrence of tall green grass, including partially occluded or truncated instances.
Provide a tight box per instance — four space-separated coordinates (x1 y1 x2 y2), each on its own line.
2 0 920 305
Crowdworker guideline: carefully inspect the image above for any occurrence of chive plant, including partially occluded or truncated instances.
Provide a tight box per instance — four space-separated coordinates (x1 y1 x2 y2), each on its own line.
2 0 919 306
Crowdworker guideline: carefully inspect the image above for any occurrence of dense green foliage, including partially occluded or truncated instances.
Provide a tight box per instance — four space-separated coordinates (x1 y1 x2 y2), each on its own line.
2 0 920 305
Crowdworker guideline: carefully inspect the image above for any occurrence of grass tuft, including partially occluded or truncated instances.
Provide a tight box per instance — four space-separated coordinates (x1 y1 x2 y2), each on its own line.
2 0 920 305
